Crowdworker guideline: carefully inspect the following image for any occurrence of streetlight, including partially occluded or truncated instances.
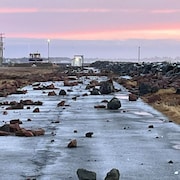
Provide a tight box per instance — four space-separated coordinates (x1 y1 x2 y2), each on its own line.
47 39 50 62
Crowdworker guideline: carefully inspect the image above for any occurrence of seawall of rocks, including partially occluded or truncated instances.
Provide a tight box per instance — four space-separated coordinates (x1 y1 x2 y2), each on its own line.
91 61 180 95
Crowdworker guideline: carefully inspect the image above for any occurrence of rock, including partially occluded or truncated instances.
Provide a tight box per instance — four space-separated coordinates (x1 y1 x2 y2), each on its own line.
94 105 106 108
148 125 154 128
139 82 152 95
57 100 65 107
6 102 24 110
3 111 8 115
59 89 67 95
77 168 96 180
104 168 120 180
107 97 121 110
10 119 22 124
90 88 100 95
176 88 180 94
33 107 40 113
100 79 115 94
128 93 138 101
0 130 10 136
0 123 20 133
15 129 34 137
48 91 57 96
67 139 77 148
31 128 45 136
85 132 93 138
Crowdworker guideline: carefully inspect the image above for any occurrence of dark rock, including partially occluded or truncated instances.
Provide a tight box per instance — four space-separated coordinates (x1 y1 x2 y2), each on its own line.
176 88 180 94
59 89 67 95
139 82 152 95
100 79 114 94
6 102 24 110
90 88 100 95
104 168 120 180
33 108 40 113
94 105 106 108
148 125 154 128
107 97 121 110
77 168 96 180
85 132 93 138
10 119 22 124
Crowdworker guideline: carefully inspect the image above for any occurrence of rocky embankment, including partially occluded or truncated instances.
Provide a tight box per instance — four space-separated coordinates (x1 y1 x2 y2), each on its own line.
91 61 180 124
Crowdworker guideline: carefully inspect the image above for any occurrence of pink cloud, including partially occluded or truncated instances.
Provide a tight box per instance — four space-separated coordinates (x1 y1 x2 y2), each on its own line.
151 9 180 14
0 8 38 13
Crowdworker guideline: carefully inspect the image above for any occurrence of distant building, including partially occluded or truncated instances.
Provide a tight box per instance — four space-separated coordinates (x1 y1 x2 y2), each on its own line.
71 55 84 67
29 52 43 62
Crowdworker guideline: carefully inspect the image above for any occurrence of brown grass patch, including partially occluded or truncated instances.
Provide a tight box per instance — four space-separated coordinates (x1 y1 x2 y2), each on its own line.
143 88 180 124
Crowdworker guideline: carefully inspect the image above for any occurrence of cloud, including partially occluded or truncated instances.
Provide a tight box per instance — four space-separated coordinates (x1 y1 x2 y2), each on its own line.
0 8 38 13
0 7 112 14
151 9 180 14
6 28 180 41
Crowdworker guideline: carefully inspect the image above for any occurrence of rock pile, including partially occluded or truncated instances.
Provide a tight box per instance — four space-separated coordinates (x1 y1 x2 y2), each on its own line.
0 119 45 137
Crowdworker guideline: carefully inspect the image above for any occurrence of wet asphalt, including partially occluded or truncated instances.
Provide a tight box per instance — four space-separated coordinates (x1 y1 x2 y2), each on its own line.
0 75 179 180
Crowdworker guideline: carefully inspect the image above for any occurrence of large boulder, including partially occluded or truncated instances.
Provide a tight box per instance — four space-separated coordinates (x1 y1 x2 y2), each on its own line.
107 97 121 110
100 79 115 94
77 168 96 180
104 168 120 180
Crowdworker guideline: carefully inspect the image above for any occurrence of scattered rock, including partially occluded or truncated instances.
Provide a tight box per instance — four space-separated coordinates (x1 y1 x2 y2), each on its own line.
148 125 154 128
100 79 115 94
168 160 173 164
107 97 121 110
59 89 67 95
57 100 65 107
77 168 96 180
48 91 57 96
104 168 120 180
129 93 138 101
85 132 93 138
67 139 77 148
33 107 40 113
90 88 100 95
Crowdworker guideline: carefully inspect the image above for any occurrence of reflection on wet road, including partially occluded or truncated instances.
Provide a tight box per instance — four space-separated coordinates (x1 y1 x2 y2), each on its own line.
0 76 179 180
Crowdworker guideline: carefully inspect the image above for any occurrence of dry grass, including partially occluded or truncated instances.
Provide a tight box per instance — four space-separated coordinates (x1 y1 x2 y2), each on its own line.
143 88 180 124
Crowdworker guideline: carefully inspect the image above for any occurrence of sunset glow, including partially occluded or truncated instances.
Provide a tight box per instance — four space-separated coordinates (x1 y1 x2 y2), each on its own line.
1 0 180 58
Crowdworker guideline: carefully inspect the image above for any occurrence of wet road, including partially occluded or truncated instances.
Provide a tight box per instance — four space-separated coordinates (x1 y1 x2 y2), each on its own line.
0 75 179 180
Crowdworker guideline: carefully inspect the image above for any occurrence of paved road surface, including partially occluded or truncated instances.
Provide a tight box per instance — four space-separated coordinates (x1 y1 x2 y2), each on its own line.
0 75 179 180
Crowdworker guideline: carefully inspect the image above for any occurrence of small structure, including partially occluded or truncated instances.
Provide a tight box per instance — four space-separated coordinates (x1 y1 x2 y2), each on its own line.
71 55 84 67
29 52 43 62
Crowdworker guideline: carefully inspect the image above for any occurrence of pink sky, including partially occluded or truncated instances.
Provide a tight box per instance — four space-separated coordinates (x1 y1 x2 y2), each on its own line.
1 0 180 40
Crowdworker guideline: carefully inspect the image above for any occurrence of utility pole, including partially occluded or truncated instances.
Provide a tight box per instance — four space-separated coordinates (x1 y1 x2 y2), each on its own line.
47 39 50 62
0 33 5 66
138 46 141 63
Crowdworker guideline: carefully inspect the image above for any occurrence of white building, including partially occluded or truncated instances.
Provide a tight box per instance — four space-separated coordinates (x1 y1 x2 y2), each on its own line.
71 55 84 67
